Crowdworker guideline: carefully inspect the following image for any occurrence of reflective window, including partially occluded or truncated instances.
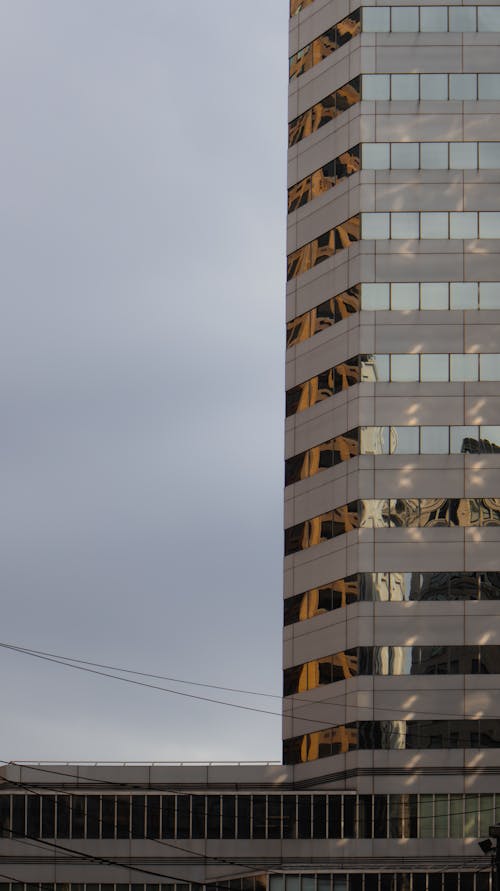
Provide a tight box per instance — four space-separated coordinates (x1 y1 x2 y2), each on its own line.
420 7 447 31
421 75 448 101
284 645 500 694
480 212 500 239
391 7 419 31
360 6 500 33
288 146 360 213
479 75 500 100
420 213 448 239
363 75 390 100
449 74 477 100
289 12 361 81
481 354 500 380
420 282 448 309
391 283 419 310
359 281 500 311
421 427 449 453
478 7 500 30
450 354 478 381
391 213 419 239
420 354 448 381
285 429 359 486
285 499 500 555
449 7 476 31
391 354 419 381
288 79 360 147
285 571 500 625
287 216 360 281
450 212 478 239
290 0 314 16
392 75 419 100
391 427 419 454
391 143 419 169
284 720 500 764
450 143 477 169
362 141 500 171
286 285 360 348
362 213 390 239
363 7 390 31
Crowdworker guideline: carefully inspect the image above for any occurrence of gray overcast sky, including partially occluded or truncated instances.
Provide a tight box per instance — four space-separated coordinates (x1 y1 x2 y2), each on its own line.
0 1 288 761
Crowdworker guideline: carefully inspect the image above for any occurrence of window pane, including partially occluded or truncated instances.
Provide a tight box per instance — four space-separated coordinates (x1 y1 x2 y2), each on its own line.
392 7 419 31
420 142 448 168
479 75 500 100
391 213 419 239
450 354 478 381
479 142 500 169
450 212 478 239
421 213 448 239
392 143 419 169
363 7 390 31
372 354 390 381
480 212 500 238
450 74 477 100
361 426 390 454
449 7 476 31
362 283 390 310
363 75 390 100
421 354 449 381
480 282 500 309
450 282 478 309
478 7 500 31
421 282 448 309
391 283 419 310
480 354 500 380
420 76 448 101
363 143 390 169
450 143 477 169
421 427 449 453
451 426 479 452
392 75 419 100
363 213 390 239
391 354 419 381
421 7 447 31
480 426 500 448
391 425 420 453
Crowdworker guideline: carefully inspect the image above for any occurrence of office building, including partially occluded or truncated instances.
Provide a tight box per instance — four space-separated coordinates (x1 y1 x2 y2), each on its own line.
1 1 500 889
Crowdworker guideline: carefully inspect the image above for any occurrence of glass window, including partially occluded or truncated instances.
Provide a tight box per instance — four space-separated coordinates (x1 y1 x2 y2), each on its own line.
480 354 500 380
392 75 419 100
391 354 419 381
362 283 390 310
478 7 500 31
479 142 500 169
391 426 419 454
421 282 448 309
391 7 419 31
421 427 449 453
479 75 500 100
450 143 477 169
450 74 477 100
420 76 448 101
391 283 419 310
451 426 479 452
362 213 390 239
363 7 390 31
363 75 390 100
480 426 500 448
391 213 419 239
450 354 478 381
363 143 390 169
391 143 419 169
361 426 390 454
372 354 390 381
421 354 449 381
421 213 448 239
450 212 478 239
449 7 476 31
420 142 448 168
421 7 447 31
480 212 500 238
450 282 478 309
480 282 500 309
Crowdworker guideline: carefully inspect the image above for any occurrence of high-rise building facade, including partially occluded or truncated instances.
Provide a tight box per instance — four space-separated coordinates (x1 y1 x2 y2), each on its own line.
1 2 500 890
